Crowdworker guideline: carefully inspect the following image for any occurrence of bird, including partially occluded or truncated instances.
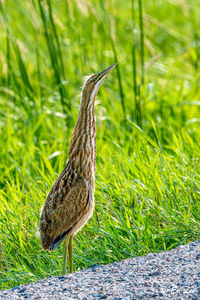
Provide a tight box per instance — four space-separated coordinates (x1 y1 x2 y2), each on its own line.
39 63 117 274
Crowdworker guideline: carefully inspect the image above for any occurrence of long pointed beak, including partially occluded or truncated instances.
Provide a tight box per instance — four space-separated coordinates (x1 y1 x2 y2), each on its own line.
94 62 117 83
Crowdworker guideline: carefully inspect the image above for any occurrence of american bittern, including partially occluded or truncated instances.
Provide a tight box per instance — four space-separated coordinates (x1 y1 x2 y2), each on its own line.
40 63 117 274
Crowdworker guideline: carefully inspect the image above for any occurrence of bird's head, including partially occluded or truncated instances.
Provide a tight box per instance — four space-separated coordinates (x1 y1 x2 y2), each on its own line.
81 63 117 108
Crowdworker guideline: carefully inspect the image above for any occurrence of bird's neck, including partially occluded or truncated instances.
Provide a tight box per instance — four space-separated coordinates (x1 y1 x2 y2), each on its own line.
68 93 96 186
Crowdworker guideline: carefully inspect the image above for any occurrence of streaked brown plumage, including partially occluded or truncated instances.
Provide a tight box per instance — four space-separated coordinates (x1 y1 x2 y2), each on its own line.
39 63 117 273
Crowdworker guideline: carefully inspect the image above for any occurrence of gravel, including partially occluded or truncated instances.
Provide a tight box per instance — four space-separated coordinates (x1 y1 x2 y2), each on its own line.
1 240 199 299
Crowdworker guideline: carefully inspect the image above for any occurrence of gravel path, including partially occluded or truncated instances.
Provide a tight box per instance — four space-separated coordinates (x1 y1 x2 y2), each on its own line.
1 241 199 299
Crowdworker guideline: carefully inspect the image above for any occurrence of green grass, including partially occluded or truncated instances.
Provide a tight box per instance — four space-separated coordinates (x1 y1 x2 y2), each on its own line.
0 0 200 290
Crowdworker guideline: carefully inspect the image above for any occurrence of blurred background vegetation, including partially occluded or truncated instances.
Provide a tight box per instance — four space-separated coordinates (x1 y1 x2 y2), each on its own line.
0 0 200 289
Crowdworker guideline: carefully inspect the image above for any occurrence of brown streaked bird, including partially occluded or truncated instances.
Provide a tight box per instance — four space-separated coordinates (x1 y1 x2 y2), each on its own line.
40 63 117 274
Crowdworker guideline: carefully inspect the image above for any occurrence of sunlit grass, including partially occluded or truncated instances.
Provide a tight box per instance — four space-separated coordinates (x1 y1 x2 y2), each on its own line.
0 0 200 290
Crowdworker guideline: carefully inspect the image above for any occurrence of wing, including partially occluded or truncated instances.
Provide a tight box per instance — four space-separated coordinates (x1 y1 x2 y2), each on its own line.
40 161 89 250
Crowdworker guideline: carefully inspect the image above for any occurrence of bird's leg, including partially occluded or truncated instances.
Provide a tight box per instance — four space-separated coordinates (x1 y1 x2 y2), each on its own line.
62 236 69 275
68 235 73 273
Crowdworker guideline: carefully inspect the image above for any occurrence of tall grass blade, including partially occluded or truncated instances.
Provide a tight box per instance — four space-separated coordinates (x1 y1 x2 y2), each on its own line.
110 37 126 123
131 0 143 127
131 0 137 119
6 30 11 88
138 0 144 85
13 42 34 99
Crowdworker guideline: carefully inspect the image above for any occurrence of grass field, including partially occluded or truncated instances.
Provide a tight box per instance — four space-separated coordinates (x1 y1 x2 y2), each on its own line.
0 0 200 290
